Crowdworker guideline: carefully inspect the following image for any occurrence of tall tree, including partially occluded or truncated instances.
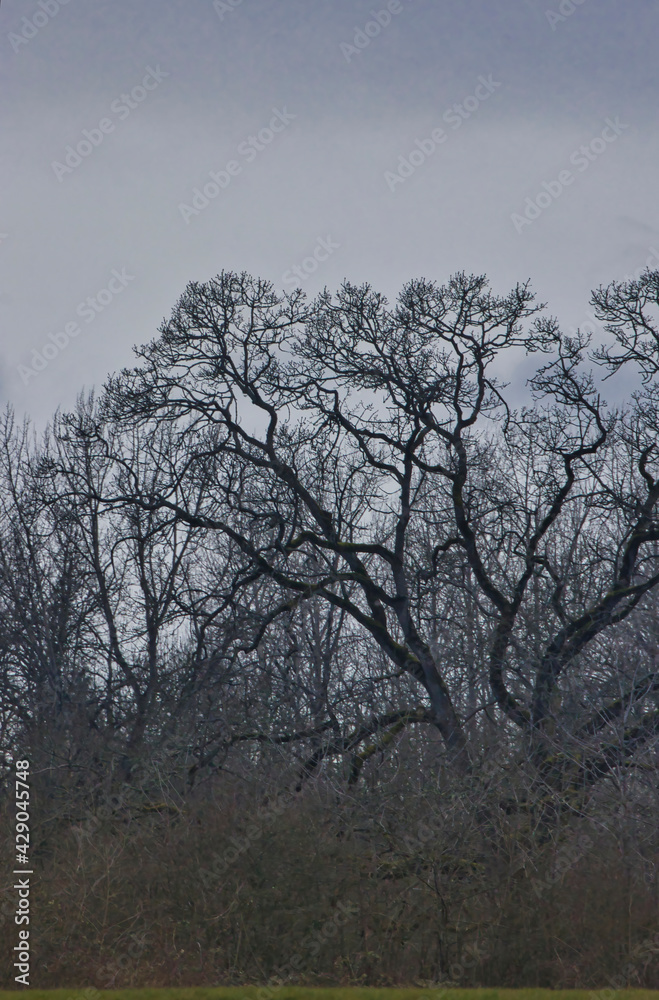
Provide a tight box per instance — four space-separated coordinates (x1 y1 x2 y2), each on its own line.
82 268 659 794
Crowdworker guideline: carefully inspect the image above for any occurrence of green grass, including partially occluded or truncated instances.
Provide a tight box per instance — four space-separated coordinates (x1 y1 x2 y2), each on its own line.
2 991 659 1000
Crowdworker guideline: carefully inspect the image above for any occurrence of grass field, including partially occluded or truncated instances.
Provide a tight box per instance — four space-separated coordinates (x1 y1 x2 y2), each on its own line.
2 990 659 1000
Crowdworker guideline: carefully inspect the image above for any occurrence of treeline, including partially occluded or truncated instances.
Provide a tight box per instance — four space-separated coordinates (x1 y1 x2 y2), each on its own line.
1 269 659 987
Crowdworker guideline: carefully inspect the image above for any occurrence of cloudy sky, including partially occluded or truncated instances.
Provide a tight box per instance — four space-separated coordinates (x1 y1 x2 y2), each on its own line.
1 0 658 426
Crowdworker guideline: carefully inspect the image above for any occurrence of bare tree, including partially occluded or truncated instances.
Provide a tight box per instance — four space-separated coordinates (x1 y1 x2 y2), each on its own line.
89 269 659 795
0 409 99 774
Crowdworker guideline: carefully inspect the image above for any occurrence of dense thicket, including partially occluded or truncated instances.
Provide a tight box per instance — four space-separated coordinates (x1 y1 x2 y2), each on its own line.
1 269 659 987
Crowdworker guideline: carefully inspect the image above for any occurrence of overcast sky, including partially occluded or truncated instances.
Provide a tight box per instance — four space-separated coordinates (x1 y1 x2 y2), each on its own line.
1 0 658 426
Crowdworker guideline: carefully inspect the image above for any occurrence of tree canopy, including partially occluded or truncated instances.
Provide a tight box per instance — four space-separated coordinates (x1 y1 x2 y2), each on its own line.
3 268 659 807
